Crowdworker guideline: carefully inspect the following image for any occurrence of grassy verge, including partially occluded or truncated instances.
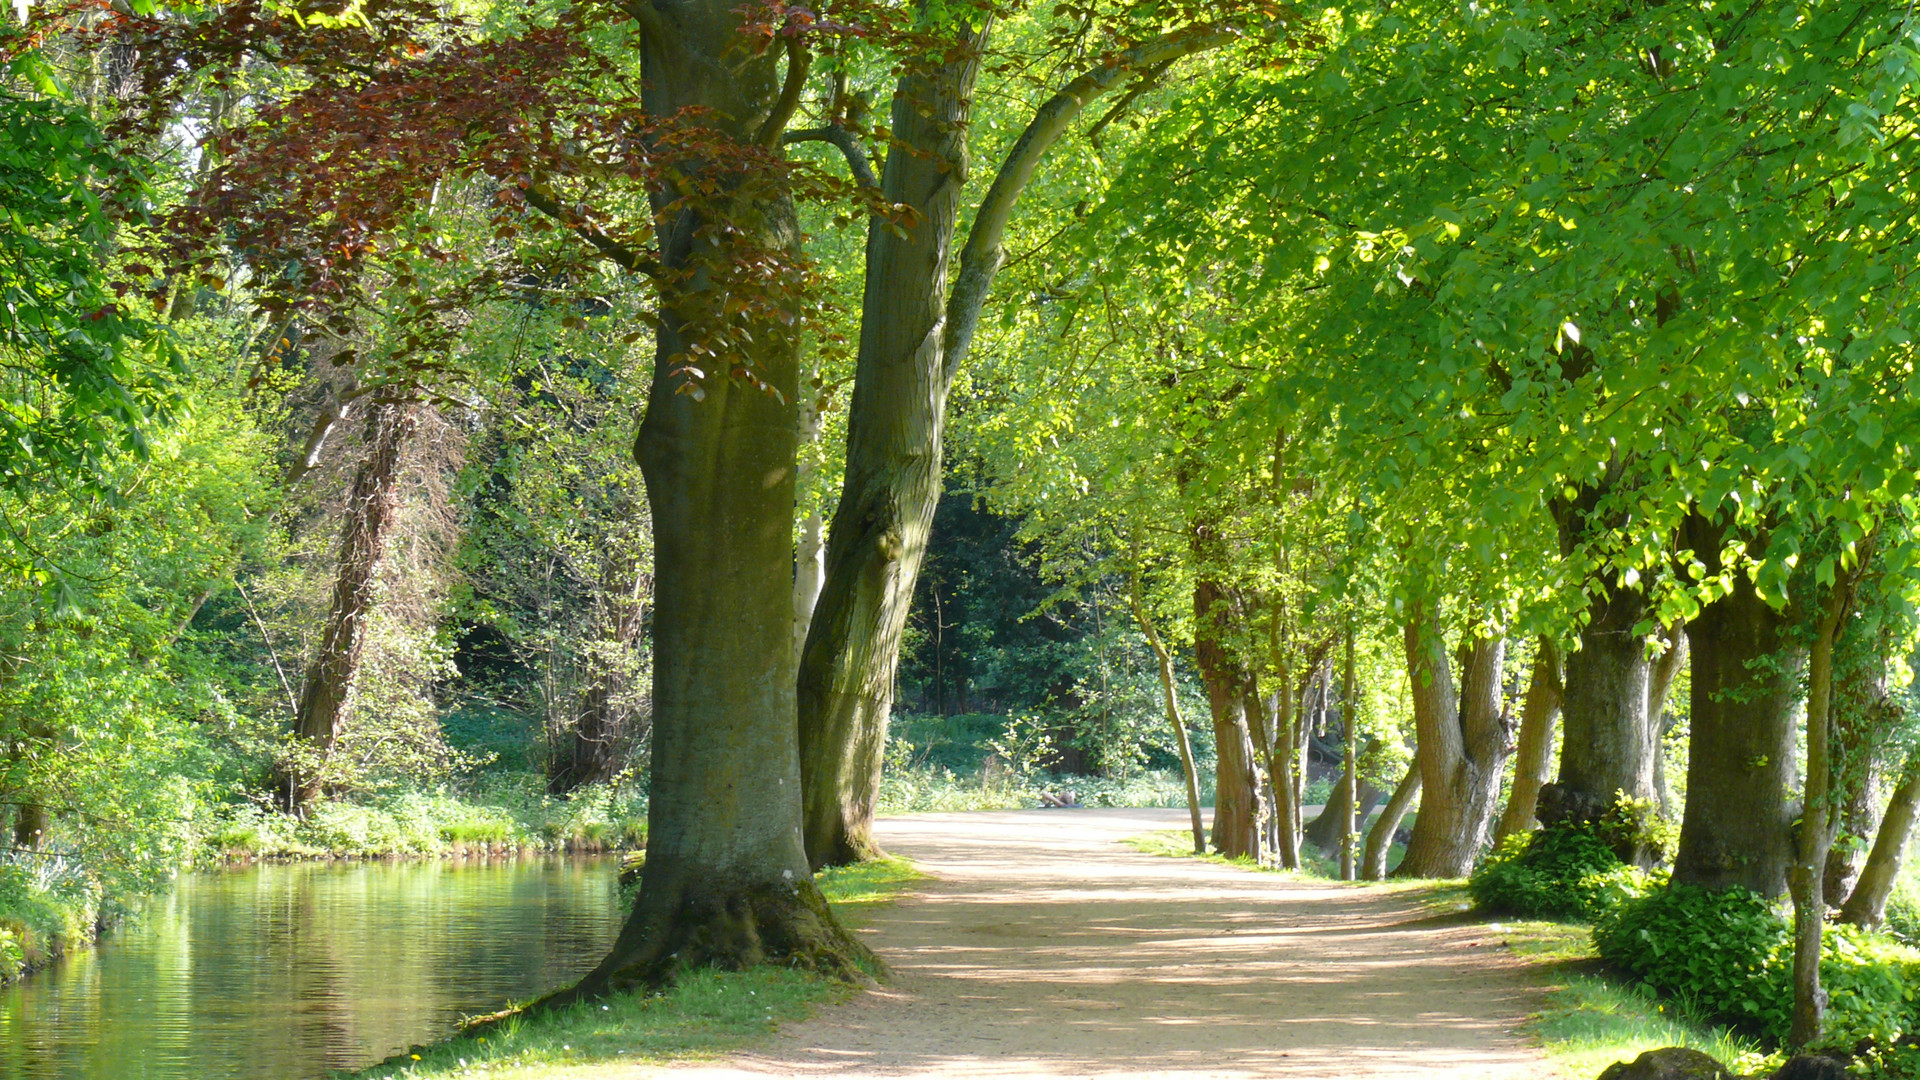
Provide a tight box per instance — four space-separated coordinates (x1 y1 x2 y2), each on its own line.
1491 919 1764 1078
337 856 925 1080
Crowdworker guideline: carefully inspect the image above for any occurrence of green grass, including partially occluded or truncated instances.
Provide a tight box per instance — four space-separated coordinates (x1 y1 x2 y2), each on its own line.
1490 918 1766 1078
336 857 925 1080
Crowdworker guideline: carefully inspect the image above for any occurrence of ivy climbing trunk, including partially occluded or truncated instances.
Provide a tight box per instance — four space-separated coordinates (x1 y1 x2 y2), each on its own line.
1672 517 1803 899
1395 611 1508 879
796 23 986 869
561 3 869 997
286 397 421 813
1495 639 1562 842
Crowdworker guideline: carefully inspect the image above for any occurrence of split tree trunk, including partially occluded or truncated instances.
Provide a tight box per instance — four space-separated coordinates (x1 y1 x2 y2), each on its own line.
286 397 422 812
1395 612 1509 879
563 6 869 995
795 24 987 869
1304 762 1379 854
1841 754 1920 928
1494 639 1562 842
1363 764 1420 880
1672 517 1803 899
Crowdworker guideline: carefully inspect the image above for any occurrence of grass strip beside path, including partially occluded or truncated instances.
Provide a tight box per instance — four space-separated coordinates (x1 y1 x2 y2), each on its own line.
339 857 922 1080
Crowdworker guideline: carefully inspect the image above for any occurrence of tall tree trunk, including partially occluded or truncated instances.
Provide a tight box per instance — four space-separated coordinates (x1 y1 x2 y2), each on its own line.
1127 558 1205 855
796 22 1235 869
1789 573 1859 1049
1247 676 1298 869
1840 753 1920 928
1363 764 1420 881
1545 584 1656 827
1396 611 1509 879
1824 621 1889 900
791 385 827 669
1647 628 1687 820
1495 639 1563 842
562 8 869 997
1192 563 1262 860
1672 517 1803 898
285 397 422 812
795 24 987 869
1338 627 1360 879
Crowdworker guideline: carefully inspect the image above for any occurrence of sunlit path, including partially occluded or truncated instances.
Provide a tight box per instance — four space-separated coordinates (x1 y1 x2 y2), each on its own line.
610 808 1549 1079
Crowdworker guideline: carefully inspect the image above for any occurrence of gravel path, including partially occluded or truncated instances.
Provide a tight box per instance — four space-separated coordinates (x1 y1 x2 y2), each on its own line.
630 808 1552 1079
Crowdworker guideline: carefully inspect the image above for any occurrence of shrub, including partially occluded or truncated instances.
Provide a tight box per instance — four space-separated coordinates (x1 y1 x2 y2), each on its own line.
1593 885 1791 1032
1470 825 1656 921
1594 885 1920 1050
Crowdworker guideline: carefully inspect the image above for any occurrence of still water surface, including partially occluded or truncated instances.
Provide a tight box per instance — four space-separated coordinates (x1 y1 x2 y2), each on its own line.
0 857 621 1080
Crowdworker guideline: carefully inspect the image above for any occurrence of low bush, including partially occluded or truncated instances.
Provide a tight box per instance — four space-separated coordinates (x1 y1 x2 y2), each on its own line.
1594 885 1920 1052
1470 825 1657 921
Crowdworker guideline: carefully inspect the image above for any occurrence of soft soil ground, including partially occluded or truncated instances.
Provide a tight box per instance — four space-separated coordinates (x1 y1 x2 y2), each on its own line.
596 808 1552 1079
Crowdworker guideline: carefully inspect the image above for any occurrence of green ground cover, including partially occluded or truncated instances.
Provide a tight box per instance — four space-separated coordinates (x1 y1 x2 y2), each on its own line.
338 857 923 1080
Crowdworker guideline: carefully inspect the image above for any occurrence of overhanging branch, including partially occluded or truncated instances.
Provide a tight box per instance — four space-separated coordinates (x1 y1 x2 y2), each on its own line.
783 125 880 190
942 24 1248 379
518 184 661 277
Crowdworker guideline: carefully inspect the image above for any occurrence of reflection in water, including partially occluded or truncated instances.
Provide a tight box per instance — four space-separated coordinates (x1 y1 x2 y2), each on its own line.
0 858 621 1080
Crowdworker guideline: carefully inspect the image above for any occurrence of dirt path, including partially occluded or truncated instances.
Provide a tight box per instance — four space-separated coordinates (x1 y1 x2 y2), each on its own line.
635 809 1553 1079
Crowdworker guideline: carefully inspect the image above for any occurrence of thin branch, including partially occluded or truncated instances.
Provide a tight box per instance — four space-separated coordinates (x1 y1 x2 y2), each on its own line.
1084 59 1175 144
782 125 879 190
236 579 300 720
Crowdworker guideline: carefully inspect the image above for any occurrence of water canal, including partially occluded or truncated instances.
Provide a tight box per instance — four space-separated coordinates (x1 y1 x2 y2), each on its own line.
0 857 621 1079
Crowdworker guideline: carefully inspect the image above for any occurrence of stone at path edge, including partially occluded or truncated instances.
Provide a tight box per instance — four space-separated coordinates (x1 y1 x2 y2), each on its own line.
1595 1047 1732 1080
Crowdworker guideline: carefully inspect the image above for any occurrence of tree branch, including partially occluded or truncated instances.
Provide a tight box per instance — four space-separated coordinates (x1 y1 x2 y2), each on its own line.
757 37 813 148
783 125 879 190
942 24 1246 379
518 184 661 277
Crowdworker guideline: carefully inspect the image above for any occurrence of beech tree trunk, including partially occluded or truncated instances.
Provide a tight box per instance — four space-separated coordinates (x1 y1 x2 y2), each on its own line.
1363 764 1420 881
1840 754 1920 928
1495 639 1562 842
795 25 986 869
562 7 869 996
285 397 421 812
1672 519 1803 899
1396 612 1509 879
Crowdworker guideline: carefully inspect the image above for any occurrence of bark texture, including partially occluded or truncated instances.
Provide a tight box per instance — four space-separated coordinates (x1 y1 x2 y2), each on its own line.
564 6 868 996
796 25 987 869
1395 614 1509 879
1672 519 1803 898
286 398 421 811
1551 584 1657 823
1494 639 1562 842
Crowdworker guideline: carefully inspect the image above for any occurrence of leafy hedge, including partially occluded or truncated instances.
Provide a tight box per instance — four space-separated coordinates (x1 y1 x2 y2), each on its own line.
1594 885 1920 1050
1470 825 1656 921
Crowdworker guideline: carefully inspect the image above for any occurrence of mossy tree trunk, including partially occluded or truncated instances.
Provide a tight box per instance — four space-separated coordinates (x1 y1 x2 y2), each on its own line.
1840 753 1920 928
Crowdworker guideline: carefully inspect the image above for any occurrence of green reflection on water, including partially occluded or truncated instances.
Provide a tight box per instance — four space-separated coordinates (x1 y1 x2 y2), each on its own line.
0 858 620 1080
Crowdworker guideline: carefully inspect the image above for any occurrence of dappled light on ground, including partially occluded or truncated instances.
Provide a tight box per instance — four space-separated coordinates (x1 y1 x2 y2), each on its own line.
619 809 1547 1079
